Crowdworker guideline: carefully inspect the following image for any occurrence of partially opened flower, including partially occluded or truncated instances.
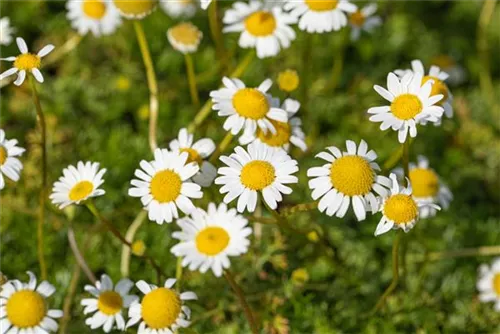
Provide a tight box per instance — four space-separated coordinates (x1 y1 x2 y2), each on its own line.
81 275 138 333
128 149 203 224
368 72 445 143
0 129 25 190
171 203 252 277
349 4 381 41
307 140 390 221
160 0 196 18
215 141 299 213
50 161 106 209
210 77 288 136
66 0 122 37
113 0 156 19
0 17 14 46
284 0 357 33
167 22 203 54
168 128 216 187
277 69 299 93
0 37 54 86
126 279 196 333
0 271 63 333
477 258 500 311
223 1 297 59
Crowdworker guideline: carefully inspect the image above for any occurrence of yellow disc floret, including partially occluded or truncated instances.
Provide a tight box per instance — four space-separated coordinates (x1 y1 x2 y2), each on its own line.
14 54 41 71
240 160 276 190
132 240 147 256
150 170 182 203
245 11 277 37
391 94 423 120
180 148 203 166
6 290 46 328
493 274 500 296
305 0 339 11
349 10 365 26
383 194 418 224
141 288 181 329
113 0 155 18
329 156 374 196
169 22 201 46
69 181 94 201
257 120 291 147
82 0 107 19
195 227 230 255
409 168 439 198
97 291 123 316
277 69 299 92
0 146 7 165
232 88 270 120
422 76 449 105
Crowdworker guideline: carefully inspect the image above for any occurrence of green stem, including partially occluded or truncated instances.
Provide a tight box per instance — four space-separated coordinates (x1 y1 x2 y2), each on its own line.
120 211 147 277
68 226 96 284
279 201 318 217
477 0 497 104
402 138 411 182
209 132 234 164
425 245 500 262
175 256 183 292
224 270 259 334
330 30 348 92
208 0 226 72
184 53 200 107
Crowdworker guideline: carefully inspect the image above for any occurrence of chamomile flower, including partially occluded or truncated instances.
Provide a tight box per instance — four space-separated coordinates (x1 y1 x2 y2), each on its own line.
239 98 307 152
431 54 466 86
171 203 252 277
200 0 212 10
81 275 138 333
0 37 54 86
50 161 106 209
210 77 288 136
349 4 381 41
113 0 156 19
284 0 357 33
223 1 297 59
0 129 25 190
0 272 63 333
477 258 500 311
0 17 14 46
167 22 202 54
215 141 299 213
126 279 196 333
277 69 299 93
168 128 216 187
128 149 203 224
307 140 391 221
160 0 196 18
374 174 440 236
66 0 122 37
368 72 445 143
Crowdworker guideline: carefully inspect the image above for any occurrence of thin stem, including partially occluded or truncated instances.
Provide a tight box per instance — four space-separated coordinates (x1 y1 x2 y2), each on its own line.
120 211 147 277
184 53 200 107
279 201 317 217
477 0 497 104
330 30 348 92
29 75 48 280
209 132 234 164
402 138 411 182
208 0 226 71
58 264 81 334
224 270 259 334
68 227 96 284
424 246 500 262
44 34 83 67
134 20 159 152
175 256 183 291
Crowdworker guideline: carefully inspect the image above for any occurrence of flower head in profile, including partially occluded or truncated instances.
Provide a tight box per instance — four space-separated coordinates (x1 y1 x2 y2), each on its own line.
0 271 63 333
0 129 25 190
50 161 106 209
171 203 252 277
430 54 466 86
348 4 381 41
210 77 288 136
160 0 196 18
215 141 299 213
368 72 445 143
113 0 156 19
223 1 297 59
0 37 54 86
167 22 203 54
284 0 357 33
0 17 15 46
66 0 122 37
307 139 391 221
81 274 138 333
126 279 197 333
277 69 299 93
477 258 500 311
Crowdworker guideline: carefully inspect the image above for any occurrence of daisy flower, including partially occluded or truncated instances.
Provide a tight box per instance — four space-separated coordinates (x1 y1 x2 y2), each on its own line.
277 69 299 93
210 77 288 136
113 0 156 19
0 17 14 46
167 22 203 54
200 0 211 10
0 129 25 190
50 161 107 209
349 4 382 41
0 37 54 86
239 98 307 152
307 139 391 221
66 0 122 37
477 258 500 311
368 71 445 143
171 203 252 277
284 0 357 33
128 149 203 224
0 271 63 333
215 141 299 213
81 274 138 333
374 174 440 236
431 54 466 86
222 1 297 59
126 279 197 333
168 128 216 187
160 0 196 18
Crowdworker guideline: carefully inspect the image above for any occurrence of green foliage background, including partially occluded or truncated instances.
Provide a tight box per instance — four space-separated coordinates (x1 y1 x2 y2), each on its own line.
1 1 500 333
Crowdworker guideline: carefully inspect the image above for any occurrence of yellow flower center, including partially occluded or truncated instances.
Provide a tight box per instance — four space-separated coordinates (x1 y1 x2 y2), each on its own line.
422 75 449 105
257 120 291 147
169 23 201 46
69 181 94 201
0 146 7 165
180 148 203 166
132 240 146 256
245 11 277 37
305 0 339 11
493 274 500 296
240 160 276 191
277 69 299 92
150 170 182 203
409 168 439 198
232 88 269 120
82 0 107 19
195 227 230 255
113 0 155 17
141 288 181 329
349 10 365 26
14 53 41 71
329 156 374 196
383 194 418 224
390 94 423 120
97 291 123 316
6 290 46 328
